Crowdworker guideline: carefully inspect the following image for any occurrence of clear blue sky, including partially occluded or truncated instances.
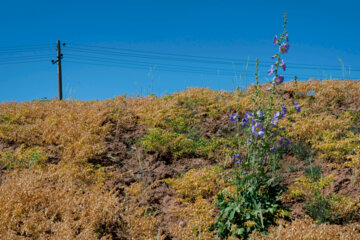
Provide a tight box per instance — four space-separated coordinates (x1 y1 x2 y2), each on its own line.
1 0 359 102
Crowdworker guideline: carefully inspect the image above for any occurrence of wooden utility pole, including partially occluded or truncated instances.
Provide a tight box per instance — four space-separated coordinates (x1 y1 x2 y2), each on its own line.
52 40 63 100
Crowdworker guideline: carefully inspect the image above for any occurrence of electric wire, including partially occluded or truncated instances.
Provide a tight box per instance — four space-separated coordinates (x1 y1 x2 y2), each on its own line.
68 43 360 70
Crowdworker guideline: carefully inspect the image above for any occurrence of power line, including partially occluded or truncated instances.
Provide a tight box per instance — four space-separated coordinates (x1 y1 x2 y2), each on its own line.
0 55 54 60
64 52 360 81
68 43 360 70
0 43 53 50
0 59 50 65
65 59 334 80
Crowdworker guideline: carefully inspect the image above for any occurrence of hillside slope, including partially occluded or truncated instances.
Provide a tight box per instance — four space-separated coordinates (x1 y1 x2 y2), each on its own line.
0 79 359 240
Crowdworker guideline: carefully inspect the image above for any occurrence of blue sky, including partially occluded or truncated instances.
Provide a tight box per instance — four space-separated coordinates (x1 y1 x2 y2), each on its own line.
1 0 359 102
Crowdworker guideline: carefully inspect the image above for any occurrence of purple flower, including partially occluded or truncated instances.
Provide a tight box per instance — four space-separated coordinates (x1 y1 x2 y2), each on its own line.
256 109 263 119
267 65 274 76
230 113 239 122
271 111 280 126
273 75 284 85
271 117 278 127
279 42 290 54
280 104 287 118
280 138 290 148
232 154 242 164
244 112 252 120
247 138 252 145
295 101 301 112
241 112 251 127
281 127 286 130
273 35 278 46
285 33 289 42
252 122 265 138
280 59 286 71
241 118 248 128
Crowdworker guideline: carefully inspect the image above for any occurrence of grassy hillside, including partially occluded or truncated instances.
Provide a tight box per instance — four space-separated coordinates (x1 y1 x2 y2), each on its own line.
0 80 359 239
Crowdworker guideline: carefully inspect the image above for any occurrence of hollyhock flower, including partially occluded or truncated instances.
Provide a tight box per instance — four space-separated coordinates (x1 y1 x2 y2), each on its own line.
252 122 265 138
232 154 242 164
273 35 278 46
280 138 290 147
279 42 290 54
280 104 287 118
230 113 239 122
295 101 301 112
280 59 286 71
267 65 274 76
273 75 284 85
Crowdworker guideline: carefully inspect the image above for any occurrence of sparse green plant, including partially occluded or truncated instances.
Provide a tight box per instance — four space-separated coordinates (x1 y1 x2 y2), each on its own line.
305 165 322 182
0 147 47 170
211 13 294 239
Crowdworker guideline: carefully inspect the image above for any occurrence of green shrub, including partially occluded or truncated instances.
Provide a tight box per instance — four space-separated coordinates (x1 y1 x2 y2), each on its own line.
140 128 196 159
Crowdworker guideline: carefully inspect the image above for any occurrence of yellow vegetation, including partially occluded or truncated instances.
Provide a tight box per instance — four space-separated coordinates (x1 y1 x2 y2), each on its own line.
0 80 359 239
0 164 124 240
250 218 360 240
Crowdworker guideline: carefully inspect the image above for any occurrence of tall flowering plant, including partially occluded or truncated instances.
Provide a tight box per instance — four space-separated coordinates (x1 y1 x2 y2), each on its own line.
211 13 300 239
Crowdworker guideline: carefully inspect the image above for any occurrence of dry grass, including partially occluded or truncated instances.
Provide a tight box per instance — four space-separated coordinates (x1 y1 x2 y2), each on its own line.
0 80 359 239
0 164 125 240
250 218 360 240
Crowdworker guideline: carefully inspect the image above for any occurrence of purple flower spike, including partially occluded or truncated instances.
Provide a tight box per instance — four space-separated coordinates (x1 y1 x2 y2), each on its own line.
232 154 242 164
252 122 265 138
280 104 287 118
286 33 289 42
280 138 290 148
279 42 290 54
273 35 278 46
230 113 239 122
273 75 284 85
295 102 301 112
267 65 274 76
280 59 286 71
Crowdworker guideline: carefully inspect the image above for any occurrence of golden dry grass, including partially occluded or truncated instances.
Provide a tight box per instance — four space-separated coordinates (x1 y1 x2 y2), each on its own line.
0 80 359 239
0 164 124 240
250 218 360 240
